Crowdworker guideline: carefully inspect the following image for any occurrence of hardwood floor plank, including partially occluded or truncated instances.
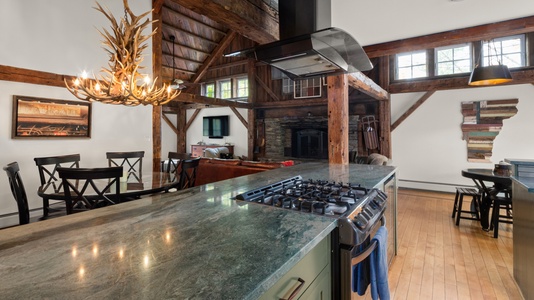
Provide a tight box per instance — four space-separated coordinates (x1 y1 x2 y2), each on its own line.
387 189 522 300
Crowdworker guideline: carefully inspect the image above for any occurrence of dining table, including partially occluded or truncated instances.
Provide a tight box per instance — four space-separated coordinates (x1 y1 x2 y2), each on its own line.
38 171 180 203
461 168 512 230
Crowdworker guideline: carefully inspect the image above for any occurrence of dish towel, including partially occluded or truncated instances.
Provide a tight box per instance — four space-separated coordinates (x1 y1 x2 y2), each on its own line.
353 235 371 295
369 226 390 300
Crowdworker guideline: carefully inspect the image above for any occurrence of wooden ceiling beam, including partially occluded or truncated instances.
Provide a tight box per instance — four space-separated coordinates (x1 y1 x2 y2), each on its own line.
348 72 389 101
170 92 253 108
364 15 534 58
169 0 278 44
188 30 238 86
389 68 534 93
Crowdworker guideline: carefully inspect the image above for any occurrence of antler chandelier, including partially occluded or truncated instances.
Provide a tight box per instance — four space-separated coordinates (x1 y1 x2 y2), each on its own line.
65 0 180 106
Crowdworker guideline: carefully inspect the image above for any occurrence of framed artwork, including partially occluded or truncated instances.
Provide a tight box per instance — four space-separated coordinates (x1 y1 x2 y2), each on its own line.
12 95 92 138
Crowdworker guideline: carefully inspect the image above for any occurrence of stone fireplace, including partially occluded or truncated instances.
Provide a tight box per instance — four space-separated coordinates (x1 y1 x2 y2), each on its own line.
263 116 360 161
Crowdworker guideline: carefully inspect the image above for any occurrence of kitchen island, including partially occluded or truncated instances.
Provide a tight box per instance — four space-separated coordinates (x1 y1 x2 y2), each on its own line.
0 162 396 299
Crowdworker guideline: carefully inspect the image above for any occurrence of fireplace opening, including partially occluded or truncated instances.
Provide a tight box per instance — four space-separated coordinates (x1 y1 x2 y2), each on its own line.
292 129 328 159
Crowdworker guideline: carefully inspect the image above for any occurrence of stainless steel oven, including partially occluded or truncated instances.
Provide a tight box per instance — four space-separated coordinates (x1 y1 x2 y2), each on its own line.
235 175 389 300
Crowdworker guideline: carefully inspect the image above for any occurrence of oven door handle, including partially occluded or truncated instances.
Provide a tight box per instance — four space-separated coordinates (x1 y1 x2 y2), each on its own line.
351 216 385 266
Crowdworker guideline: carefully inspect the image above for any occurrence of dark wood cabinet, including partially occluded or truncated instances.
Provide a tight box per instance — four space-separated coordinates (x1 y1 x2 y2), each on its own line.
191 145 234 157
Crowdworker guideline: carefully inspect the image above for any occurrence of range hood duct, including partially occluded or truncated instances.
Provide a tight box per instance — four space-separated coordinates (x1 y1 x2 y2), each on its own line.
225 0 373 78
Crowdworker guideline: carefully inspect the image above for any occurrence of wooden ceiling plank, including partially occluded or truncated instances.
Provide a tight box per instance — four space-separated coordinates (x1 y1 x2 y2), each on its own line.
364 15 534 58
169 0 278 44
391 90 436 131
207 60 248 71
163 4 227 36
162 20 220 45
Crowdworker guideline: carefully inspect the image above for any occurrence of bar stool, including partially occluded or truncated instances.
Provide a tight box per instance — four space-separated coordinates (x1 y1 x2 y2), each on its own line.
490 189 513 238
452 187 481 226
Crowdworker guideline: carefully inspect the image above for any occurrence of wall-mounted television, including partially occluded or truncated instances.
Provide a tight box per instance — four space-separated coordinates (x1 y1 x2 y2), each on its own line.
203 115 229 138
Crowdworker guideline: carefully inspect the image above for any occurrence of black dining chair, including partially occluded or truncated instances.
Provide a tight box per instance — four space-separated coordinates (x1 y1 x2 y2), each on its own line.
106 151 144 181
34 154 81 218
166 152 192 174
178 158 201 190
3 162 30 225
57 167 123 214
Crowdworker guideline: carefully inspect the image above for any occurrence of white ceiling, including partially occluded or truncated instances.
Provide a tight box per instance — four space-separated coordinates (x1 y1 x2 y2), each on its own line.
332 0 534 46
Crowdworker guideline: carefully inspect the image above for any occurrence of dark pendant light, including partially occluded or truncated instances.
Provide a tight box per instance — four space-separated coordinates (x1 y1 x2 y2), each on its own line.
468 39 513 86
468 64 513 86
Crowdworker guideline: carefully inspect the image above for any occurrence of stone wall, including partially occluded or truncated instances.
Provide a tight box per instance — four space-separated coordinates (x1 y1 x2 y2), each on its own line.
263 116 360 160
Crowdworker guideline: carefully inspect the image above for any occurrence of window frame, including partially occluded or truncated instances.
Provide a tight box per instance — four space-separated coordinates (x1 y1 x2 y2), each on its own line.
395 50 428 80
482 34 526 69
434 43 472 76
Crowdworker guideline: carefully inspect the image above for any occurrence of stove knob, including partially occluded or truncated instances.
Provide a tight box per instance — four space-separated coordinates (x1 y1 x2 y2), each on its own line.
355 214 368 229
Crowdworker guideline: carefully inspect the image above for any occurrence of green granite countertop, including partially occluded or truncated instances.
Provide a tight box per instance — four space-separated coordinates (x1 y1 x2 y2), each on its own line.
0 162 396 299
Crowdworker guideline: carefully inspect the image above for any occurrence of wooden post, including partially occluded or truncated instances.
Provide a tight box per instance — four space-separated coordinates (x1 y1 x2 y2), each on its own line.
378 56 392 158
327 74 349 165
152 4 163 172
177 106 187 153
247 58 257 160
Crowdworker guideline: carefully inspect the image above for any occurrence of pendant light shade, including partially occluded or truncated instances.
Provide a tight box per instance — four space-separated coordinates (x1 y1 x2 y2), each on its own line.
468 64 513 86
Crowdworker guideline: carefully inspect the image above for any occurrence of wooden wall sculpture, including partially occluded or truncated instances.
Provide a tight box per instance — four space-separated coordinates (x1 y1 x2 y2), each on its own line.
461 99 518 162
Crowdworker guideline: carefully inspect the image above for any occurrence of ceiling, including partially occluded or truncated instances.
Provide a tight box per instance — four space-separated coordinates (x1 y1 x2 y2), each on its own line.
159 0 534 90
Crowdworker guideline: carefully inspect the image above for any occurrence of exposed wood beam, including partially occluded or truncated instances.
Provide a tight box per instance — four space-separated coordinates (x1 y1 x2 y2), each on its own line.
254 98 328 109
364 15 534 58
0 64 70 88
378 56 392 158
327 74 349 165
389 68 534 93
391 90 436 131
186 108 202 130
187 30 237 88
152 7 164 172
153 0 165 14
162 113 179 134
255 74 280 102
348 72 389 101
247 58 256 160
171 92 252 108
170 0 278 44
230 106 248 128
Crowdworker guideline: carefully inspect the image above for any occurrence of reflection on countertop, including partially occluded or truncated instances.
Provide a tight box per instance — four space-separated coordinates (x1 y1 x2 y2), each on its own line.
0 162 396 299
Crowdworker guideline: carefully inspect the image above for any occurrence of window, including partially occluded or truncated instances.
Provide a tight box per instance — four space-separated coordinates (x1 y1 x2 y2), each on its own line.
236 77 248 98
482 35 525 68
202 83 215 98
218 79 232 99
396 51 427 79
435 44 472 75
294 77 322 98
282 77 294 95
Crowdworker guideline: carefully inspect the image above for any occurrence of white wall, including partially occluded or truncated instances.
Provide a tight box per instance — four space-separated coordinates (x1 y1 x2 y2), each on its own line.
391 84 534 192
186 107 249 158
0 0 153 221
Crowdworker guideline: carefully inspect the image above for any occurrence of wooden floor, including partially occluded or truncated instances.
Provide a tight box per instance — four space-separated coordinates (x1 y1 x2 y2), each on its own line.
387 188 523 300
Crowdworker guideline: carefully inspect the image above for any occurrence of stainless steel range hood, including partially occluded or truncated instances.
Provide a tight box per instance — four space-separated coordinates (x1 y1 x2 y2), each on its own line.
224 0 373 78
